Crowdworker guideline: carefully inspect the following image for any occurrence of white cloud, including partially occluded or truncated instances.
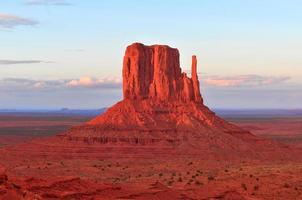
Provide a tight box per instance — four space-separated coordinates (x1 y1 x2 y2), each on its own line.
0 13 38 29
67 77 122 88
0 76 122 92
202 75 290 87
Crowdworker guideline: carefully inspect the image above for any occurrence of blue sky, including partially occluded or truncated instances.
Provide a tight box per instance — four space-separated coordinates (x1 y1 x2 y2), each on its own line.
0 0 302 109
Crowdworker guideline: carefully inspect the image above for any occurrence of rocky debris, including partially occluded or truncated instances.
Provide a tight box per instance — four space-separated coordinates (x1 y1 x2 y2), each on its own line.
0 165 40 200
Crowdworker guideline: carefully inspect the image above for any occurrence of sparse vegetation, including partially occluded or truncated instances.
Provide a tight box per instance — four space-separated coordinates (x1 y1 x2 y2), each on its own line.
195 181 202 185
241 183 247 191
167 180 174 186
207 175 214 181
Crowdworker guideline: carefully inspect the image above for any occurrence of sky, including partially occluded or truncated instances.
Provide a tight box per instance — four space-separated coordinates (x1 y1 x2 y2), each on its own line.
0 0 302 109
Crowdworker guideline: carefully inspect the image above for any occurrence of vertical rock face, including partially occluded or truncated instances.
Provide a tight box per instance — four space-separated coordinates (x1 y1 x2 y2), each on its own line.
123 43 203 103
191 55 203 103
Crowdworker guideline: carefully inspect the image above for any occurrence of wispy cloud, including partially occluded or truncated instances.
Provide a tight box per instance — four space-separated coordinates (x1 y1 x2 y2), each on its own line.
25 0 73 6
0 60 52 65
67 77 121 88
0 13 38 29
202 75 291 87
0 77 122 92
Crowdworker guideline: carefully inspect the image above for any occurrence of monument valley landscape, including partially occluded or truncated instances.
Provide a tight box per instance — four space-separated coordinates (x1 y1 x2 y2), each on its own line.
0 43 302 199
1 1 302 199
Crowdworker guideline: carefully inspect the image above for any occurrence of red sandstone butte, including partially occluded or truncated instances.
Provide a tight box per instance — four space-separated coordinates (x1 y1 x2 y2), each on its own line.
49 43 291 160
4 43 298 160
122 43 202 102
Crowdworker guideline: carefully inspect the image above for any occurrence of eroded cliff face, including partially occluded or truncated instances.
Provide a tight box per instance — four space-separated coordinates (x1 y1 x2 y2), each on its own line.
123 43 203 103
86 43 235 130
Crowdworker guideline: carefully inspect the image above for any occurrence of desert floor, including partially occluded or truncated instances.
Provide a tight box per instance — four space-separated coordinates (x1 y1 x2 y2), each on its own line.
0 112 301 199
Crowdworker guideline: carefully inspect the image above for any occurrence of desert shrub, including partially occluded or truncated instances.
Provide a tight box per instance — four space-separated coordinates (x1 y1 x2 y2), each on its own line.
284 183 290 188
207 175 214 181
167 180 174 186
159 173 163 177
224 169 228 172
249 174 253 178
241 183 247 191
195 181 202 185
178 177 183 182
188 162 193 166
254 185 259 191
